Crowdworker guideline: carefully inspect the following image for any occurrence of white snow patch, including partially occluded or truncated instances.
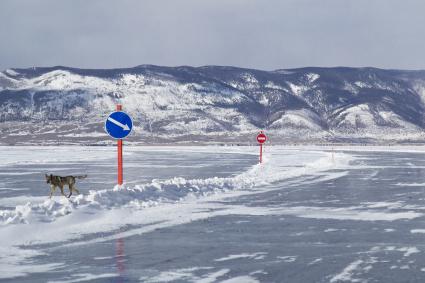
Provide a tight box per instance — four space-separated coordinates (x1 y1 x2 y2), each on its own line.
4 69 19 76
309 258 323 265
196 269 230 283
362 201 404 209
270 109 322 130
220 276 260 283
287 82 308 96
140 267 209 282
336 104 374 128
354 81 371 88
396 182 425 187
0 246 63 279
258 95 269 106
306 73 320 83
93 256 114 260
214 252 267 262
0 146 115 167
276 256 297 263
47 273 119 283
343 81 359 94
0 196 46 208
272 206 422 221
265 81 286 90
380 246 420 257
61 132 108 138
140 267 228 283
330 260 364 283
398 247 420 257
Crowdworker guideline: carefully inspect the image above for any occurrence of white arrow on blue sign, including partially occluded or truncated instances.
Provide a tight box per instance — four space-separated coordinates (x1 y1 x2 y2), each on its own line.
105 111 133 139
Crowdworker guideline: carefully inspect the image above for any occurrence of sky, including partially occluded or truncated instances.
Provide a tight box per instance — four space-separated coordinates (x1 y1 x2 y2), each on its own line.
1 0 425 71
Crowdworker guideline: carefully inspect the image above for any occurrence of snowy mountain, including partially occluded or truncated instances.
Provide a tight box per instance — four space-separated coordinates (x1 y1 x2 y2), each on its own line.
1 65 425 145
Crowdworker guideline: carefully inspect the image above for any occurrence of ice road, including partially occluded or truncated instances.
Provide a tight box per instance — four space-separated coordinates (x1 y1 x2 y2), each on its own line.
2 146 425 282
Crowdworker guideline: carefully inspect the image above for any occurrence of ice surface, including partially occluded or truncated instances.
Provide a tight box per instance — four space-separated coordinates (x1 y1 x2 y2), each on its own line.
0 146 347 226
0 145 350 280
4 145 425 281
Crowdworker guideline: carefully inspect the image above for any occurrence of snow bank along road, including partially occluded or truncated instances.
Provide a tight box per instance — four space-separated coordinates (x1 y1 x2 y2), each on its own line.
2 146 425 282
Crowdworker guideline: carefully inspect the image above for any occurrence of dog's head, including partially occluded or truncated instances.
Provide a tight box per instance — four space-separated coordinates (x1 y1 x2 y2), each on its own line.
45 174 52 184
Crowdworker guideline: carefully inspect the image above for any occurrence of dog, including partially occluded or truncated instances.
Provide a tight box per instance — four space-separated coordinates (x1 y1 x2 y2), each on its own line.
45 174 87 198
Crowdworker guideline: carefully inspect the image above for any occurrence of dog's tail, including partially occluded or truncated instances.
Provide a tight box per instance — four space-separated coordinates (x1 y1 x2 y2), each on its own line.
75 175 87 179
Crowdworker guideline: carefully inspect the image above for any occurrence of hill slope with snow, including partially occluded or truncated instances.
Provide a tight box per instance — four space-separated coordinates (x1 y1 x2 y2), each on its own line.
1 65 425 144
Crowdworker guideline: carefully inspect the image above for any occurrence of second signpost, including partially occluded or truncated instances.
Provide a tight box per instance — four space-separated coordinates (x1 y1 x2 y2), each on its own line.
257 131 267 164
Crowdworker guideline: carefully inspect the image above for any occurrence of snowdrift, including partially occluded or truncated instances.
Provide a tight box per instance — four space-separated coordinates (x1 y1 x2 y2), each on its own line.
0 150 351 226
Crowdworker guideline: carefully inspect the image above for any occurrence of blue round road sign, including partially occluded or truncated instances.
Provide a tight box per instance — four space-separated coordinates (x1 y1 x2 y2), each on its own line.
105 111 133 139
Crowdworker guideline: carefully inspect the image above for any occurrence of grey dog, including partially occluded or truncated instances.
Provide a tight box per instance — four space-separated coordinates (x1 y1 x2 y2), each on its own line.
45 174 87 198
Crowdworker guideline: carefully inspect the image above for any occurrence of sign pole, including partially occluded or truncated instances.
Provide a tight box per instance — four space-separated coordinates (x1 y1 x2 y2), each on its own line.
105 104 132 186
260 143 263 164
256 131 267 164
116 104 123 185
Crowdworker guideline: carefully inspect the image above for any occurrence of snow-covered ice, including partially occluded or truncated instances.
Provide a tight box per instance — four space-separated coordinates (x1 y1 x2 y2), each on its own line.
2 145 425 282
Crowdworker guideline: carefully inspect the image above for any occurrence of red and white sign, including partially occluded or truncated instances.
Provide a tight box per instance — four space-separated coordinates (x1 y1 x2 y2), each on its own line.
257 131 267 164
257 132 267 144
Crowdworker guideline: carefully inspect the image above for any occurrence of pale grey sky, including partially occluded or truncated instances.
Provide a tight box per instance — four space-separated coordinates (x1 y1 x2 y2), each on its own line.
1 0 424 71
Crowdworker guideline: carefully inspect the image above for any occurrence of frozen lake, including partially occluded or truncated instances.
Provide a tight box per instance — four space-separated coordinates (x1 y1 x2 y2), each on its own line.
2 146 425 282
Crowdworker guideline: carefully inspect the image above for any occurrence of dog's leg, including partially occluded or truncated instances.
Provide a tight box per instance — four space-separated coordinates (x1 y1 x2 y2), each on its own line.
73 185 80 195
68 184 73 198
49 185 56 198
60 185 67 197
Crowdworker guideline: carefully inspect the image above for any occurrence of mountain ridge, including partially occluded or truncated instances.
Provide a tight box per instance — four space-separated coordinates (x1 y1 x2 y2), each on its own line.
1 65 425 145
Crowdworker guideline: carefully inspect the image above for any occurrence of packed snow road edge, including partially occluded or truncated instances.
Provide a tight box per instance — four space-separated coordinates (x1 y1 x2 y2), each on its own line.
0 149 351 225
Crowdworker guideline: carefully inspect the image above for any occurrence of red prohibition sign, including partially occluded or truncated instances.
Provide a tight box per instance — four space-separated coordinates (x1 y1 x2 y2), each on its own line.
257 132 267 144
